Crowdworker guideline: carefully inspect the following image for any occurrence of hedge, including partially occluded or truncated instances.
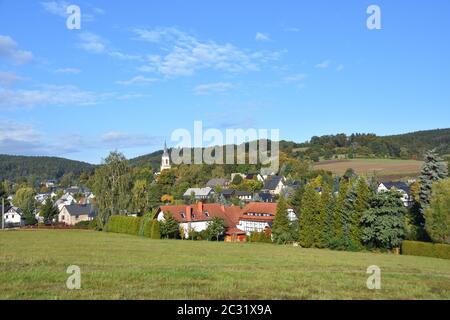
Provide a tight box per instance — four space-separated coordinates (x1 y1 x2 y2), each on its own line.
107 216 141 236
402 240 450 260
107 214 160 239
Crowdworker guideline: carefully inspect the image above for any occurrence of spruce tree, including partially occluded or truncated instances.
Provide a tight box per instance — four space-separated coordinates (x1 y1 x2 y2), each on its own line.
361 190 406 249
299 185 320 247
319 184 335 247
350 178 371 245
41 198 58 223
333 179 349 239
418 151 448 229
272 196 292 244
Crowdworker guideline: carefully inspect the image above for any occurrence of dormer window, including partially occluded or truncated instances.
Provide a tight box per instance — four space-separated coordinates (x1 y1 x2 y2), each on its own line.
180 212 186 219
204 211 209 217
192 213 196 219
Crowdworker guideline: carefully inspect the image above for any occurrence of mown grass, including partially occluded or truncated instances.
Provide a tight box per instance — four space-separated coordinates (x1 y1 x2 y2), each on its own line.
0 230 449 300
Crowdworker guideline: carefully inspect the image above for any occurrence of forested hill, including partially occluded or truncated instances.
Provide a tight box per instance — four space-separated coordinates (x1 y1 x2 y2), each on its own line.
0 128 448 182
0 155 94 182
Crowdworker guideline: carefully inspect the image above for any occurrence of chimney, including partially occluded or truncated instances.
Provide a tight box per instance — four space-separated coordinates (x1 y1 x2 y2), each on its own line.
185 206 192 221
197 201 204 213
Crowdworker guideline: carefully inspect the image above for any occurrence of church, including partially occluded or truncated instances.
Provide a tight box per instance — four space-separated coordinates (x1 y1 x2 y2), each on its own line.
160 141 171 172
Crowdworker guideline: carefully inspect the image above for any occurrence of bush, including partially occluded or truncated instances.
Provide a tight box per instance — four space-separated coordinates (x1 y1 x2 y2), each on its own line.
73 221 90 229
107 216 141 236
150 220 161 239
248 231 272 243
402 240 450 260
328 237 361 252
88 218 101 231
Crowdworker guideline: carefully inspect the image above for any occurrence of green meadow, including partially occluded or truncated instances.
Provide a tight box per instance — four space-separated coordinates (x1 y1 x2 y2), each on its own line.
0 230 449 300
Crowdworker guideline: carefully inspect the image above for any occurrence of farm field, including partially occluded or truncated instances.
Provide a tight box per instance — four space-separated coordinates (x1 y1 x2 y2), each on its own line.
313 158 423 180
0 230 449 300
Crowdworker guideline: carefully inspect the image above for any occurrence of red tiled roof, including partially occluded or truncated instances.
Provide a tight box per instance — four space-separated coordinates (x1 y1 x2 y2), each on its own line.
159 203 240 227
159 201 282 227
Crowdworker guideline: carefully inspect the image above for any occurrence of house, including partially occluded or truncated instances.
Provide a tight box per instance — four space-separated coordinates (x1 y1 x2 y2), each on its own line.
4 206 24 227
183 187 215 200
237 202 296 235
58 204 95 226
206 178 229 189
260 168 276 180
66 187 82 195
378 181 413 207
220 189 236 199
235 191 253 202
262 176 285 195
156 202 245 241
245 173 264 182
258 192 274 203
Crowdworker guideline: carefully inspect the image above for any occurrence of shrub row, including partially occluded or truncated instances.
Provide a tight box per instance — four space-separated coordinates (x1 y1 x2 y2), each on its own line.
402 240 450 260
107 215 161 239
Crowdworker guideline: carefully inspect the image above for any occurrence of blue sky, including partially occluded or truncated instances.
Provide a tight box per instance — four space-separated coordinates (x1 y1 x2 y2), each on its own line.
1 0 449 164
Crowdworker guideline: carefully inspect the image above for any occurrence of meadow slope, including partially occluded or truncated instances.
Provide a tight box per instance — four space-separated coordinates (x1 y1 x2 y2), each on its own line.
0 230 449 300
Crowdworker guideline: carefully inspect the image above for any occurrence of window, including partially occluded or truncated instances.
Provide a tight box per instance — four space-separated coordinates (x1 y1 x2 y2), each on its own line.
180 213 186 219
75 215 79 220
204 211 209 217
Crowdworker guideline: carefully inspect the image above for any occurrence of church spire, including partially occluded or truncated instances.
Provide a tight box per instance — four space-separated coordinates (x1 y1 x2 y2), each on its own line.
160 140 171 172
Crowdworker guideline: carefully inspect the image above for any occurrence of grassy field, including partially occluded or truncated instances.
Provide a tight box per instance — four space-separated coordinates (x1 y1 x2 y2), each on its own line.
313 158 423 180
0 230 449 300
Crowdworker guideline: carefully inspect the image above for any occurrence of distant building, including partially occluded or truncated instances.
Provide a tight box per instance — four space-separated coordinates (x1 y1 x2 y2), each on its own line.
206 178 229 189
183 187 215 200
4 206 24 227
262 176 285 195
377 181 413 207
59 204 96 226
160 141 171 172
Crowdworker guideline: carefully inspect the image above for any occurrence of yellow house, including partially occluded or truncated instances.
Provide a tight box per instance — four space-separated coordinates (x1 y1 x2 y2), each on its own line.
59 204 94 226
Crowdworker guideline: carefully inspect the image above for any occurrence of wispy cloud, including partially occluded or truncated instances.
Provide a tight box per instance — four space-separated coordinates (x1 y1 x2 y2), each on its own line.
194 82 235 95
336 64 344 72
78 32 106 54
41 1 104 22
134 27 281 77
255 32 271 42
116 75 158 86
54 67 81 74
0 118 162 157
0 35 33 64
283 73 307 82
0 85 101 109
315 59 331 69
284 27 300 32
0 71 23 86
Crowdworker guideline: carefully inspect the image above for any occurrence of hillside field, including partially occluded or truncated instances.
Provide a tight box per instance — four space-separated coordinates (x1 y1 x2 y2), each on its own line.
0 230 449 300
313 158 423 180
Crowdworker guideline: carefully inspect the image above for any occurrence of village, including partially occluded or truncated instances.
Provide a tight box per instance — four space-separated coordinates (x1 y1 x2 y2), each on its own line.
1 142 417 245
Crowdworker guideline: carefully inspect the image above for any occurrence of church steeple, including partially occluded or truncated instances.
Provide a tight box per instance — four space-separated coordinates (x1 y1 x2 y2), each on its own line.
160 140 171 172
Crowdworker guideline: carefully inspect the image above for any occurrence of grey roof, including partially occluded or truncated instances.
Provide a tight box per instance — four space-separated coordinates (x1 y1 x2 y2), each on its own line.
381 181 410 194
206 178 229 188
183 187 214 197
263 176 283 190
259 192 274 202
64 204 93 216
220 189 235 196
7 206 23 215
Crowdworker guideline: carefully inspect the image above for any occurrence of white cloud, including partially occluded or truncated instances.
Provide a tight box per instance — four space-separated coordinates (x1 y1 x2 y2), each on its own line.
134 27 281 77
78 32 106 54
108 51 143 61
283 73 307 82
41 1 70 17
0 35 33 64
284 27 300 32
336 64 344 72
194 82 235 95
255 32 271 42
0 85 100 109
54 67 81 74
315 60 331 69
116 76 158 86
100 131 161 149
0 71 23 86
